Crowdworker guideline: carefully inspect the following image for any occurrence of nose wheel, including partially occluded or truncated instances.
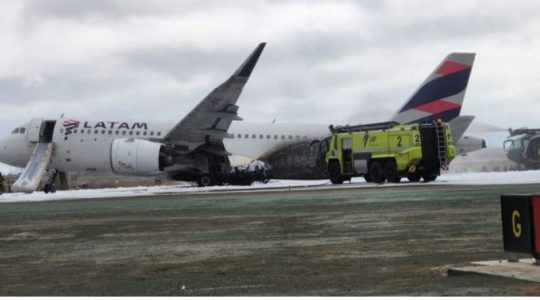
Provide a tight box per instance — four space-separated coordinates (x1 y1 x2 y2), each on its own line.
197 174 213 187
43 183 56 194
43 169 58 194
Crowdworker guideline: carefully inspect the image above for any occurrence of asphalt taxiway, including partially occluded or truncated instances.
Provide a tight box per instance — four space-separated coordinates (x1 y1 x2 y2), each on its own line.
2 182 540 295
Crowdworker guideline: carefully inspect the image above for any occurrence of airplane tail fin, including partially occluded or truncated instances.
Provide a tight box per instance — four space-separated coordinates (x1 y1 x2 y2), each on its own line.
391 52 476 124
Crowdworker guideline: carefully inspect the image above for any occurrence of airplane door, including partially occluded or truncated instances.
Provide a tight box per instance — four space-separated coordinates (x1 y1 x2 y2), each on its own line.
27 118 44 142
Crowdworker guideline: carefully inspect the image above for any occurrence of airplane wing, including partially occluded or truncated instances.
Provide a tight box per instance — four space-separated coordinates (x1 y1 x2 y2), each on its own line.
163 43 266 151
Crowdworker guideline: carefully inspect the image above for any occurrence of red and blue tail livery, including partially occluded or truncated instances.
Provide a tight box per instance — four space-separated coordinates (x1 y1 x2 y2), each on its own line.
392 53 475 124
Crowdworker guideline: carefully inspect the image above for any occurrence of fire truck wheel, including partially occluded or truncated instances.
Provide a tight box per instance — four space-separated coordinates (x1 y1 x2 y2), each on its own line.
369 161 386 183
197 174 213 187
328 161 344 184
422 173 437 182
407 172 421 182
364 174 372 182
385 160 401 183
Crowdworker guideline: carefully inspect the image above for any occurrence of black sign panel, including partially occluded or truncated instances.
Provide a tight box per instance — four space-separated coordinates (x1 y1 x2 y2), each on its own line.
501 195 533 254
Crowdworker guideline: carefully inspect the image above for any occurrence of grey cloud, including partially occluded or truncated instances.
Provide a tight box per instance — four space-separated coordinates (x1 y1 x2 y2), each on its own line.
22 0 201 19
346 1 540 50
0 74 133 105
0 0 539 139
23 0 126 19
21 0 271 20
119 45 241 80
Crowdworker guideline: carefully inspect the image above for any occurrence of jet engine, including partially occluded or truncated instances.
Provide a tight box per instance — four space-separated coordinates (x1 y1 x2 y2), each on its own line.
110 138 172 176
456 135 486 155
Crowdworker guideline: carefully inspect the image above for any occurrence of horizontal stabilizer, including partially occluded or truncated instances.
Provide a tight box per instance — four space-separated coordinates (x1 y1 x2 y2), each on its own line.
448 115 474 143
11 143 53 193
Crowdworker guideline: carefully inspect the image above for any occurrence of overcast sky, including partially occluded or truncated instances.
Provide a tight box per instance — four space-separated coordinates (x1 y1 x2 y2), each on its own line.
1 0 540 173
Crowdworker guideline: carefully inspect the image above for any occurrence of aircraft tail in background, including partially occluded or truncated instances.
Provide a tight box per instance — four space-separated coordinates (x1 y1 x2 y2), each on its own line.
391 52 476 124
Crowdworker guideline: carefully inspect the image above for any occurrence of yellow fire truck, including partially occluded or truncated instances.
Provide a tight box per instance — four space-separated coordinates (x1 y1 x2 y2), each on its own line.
320 121 455 184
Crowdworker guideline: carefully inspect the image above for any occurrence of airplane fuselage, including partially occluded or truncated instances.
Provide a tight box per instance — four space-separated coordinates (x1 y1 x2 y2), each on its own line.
0 118 330 175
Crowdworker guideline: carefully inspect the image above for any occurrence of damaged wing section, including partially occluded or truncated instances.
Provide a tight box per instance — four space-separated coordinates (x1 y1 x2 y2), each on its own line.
161 43 266 186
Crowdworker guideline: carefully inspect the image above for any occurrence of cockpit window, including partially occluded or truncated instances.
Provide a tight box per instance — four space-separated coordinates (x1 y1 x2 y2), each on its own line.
10 127 27 134
504 137 525 151
503 140 514 151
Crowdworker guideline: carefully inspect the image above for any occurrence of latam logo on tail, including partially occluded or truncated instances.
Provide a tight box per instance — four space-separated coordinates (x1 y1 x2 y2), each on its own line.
393 52 475 124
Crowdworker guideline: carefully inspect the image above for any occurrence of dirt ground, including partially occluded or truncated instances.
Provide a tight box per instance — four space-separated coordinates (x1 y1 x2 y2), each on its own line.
2 184 540 296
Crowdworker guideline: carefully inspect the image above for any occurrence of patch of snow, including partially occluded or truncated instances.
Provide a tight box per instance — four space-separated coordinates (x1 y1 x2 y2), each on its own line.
2 170 540 203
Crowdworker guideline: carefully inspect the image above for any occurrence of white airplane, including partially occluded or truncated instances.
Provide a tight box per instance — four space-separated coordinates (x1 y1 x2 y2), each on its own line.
0 45 479 192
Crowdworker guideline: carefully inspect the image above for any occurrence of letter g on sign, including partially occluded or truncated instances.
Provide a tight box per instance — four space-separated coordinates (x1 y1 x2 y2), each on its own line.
512 210 522 238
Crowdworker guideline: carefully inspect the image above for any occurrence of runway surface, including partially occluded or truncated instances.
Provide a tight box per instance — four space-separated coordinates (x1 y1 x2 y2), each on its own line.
3 170 540 203
2 175 540 295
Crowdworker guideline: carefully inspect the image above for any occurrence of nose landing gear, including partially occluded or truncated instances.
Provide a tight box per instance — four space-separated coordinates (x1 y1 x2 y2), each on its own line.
43 169 57 194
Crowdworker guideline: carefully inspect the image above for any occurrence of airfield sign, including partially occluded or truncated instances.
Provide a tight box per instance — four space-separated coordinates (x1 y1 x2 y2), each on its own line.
501 195 540 258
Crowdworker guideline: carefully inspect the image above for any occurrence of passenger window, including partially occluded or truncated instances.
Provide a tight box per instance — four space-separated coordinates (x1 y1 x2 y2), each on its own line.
266 134 271 139
115 130 119 135
274 135 278 139
296 135 300 140
281 135 285 140
108 130 112 135
94 130 99 134
122 131 126 135
245 134 249 139
80 130 85 134
136 131 140 136
143 132 147 136
289 135 293 140
102 130 106 135
157 132 161 136
150 132 154 136
73 129 78 134
129 131 133 136
252 134 256 139
259 134 263 139
238 134 242 139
